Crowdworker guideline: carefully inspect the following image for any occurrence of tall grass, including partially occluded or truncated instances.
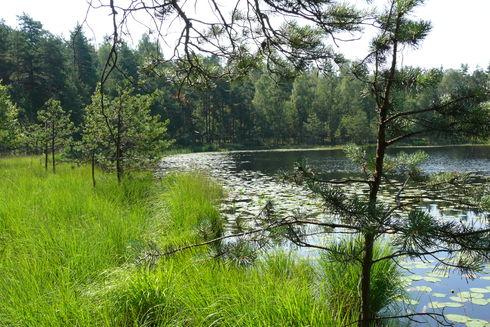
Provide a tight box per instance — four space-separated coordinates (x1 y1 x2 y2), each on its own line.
319 238 405 320
0 156 153 326
0 157 404 326
94 173 404 326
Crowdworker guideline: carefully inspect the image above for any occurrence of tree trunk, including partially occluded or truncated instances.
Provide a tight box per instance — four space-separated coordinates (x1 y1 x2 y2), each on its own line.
91 151 96 188
44 142 48 171
116 99 123 183
44 122 48 171
51 122 56 174
360 233 375 327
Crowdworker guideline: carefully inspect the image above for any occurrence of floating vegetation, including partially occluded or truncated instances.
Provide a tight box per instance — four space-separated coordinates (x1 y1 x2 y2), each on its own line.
470 288 490 294
446 314 490 327
450 296 470 303
431 292 446 298
428 301 463 309
409 286 432 293
466 319 490 327
422 276 442 283
457 291 485 299
403 274 424 282
470 298 489 306
446 314 471 323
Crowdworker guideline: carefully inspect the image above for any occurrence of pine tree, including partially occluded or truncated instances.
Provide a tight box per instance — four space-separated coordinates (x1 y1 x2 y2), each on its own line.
35 99 76 172
82 86 171 183
0 82 21 152
284 1 490 325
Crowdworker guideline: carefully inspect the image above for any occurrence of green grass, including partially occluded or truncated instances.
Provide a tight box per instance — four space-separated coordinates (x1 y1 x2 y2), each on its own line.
0 156 153 326
319 238 406 320
0 157 404 326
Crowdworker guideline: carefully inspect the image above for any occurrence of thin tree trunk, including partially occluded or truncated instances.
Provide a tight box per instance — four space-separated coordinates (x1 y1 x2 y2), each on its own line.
44 122 48 171
91 151 96 188
44 142 48 171
360 233 374 327
116 98 123 183
51 122 55 173
359 9 400 326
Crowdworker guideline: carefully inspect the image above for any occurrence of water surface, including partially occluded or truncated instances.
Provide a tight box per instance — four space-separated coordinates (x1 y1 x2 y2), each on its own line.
159 145 490 326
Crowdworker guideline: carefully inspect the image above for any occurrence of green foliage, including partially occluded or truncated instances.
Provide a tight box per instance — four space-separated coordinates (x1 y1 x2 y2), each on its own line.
337 109 374 144
82 86 171 179
0 82 21 152
0 15 488 150
35 98 76 152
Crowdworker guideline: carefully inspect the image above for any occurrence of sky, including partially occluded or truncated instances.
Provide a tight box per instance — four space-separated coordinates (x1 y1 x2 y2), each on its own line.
1 0 489 70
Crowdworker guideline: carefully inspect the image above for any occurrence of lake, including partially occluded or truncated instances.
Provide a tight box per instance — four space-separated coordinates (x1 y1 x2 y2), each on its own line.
159 145 490 326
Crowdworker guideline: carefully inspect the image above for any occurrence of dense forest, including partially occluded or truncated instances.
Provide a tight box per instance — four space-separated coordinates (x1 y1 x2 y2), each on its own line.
1 15 488 152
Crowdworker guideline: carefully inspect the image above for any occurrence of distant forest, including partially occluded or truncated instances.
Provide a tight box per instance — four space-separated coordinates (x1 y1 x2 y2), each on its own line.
1 15 488 148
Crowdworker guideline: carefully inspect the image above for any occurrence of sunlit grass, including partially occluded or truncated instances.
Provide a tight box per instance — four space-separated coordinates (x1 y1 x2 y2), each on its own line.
0 156 153 326
0 157 403 326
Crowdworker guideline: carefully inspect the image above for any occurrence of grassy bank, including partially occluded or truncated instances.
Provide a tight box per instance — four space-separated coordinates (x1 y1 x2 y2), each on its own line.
0 157 154 325
0 157 403 326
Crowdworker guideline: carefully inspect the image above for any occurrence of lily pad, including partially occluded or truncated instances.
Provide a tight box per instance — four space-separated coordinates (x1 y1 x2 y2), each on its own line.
410 286 432 293
470 287 490 293
412 262 432 269
405 274 424 281
456 291 484 299
446 314 470 323
481 276 490 280
450 296 470 303
466 319 490 327
431 292 446 298
470 298 489 306
428 301 463 309
422 276 442 283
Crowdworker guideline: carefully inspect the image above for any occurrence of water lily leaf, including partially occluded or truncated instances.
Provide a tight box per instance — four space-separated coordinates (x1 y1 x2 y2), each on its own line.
422 276 441 283
481 276 490 280
456 291 484 299
396 298 419 305
408 275 424 281
410 286 432 293
428 301 463 309
449 296 470 303
470 287 490 293
466 319 490 327
412 262 432 269
446 314 470 323
470 298 489 306
431 292 446 298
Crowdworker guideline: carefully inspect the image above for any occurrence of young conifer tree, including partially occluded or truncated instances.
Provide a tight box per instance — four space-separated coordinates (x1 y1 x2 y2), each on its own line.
283 1 490 325
36 99 76 172
82 85 171 184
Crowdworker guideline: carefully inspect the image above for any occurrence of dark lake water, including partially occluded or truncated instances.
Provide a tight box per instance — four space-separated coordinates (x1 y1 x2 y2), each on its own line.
160 145 490 326
229 145 490 177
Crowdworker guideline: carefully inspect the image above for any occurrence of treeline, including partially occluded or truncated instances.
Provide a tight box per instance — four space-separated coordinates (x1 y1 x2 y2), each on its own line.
1 15 489 152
